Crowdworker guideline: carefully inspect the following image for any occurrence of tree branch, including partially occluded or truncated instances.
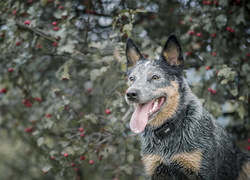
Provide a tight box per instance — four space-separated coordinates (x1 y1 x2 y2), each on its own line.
16 22 57 43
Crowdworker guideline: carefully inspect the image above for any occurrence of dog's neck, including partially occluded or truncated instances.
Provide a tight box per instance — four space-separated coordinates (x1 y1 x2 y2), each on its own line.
153 106 188 140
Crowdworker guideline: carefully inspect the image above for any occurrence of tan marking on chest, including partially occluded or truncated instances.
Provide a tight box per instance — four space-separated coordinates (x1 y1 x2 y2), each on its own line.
237 162 250 180
170 150 203 173
142 154 164 176
149 81 180 127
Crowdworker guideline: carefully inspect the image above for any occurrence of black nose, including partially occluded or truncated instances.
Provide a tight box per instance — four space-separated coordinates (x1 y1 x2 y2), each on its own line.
126 89 139 101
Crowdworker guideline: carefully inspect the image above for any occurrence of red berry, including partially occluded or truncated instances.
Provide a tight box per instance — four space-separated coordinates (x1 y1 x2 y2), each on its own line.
52 21 57 26
53 27 59 31
25 127 33 133
53 42 58 46
75 168 79 171
246 146 250 151
248 139 250 143
212 33 217 38
86 88 92 93
22 99 27 104
51 156 55 160
34 97 42 102
179 20 184 24
89 160 94 164
114 178 118 180
105 109 111 114
16 41 21 46
98 156 103 161
48 0 53 2
246 53 250 57
58 5 63 9
206 1 211 5
36 44 42 49
214 1 218 5
8 68 14 72
188 31 195 35
0 88 7 93
185 52 192 56
27 0 33 3
46 114 51 118
212 52 217 56
207 88 212 92
196 33 202 37
70 163 75 167
80 156 86 161
226 27 231 31
235 0 241 5
80 132 85 137
205 67 210 70
24 20 31 25
211 90 217 94
12 10 17 15
203 0 207 4
63 153 69 157
79 127 84 132
25 101 32 107
230 28 235 33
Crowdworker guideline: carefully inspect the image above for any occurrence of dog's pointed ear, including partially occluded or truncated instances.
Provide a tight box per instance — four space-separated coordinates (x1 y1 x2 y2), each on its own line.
126 38 144 69
161 34 184 66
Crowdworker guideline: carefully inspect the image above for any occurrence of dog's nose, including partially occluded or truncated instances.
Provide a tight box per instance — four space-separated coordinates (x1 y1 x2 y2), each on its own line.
126 89 139 101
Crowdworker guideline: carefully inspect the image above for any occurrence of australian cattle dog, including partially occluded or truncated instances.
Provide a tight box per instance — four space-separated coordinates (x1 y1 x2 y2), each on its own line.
125 34 250 180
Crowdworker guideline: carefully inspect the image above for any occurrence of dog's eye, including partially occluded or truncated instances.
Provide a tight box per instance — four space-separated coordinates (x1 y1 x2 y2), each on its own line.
152 75 159 80
129 76 134 82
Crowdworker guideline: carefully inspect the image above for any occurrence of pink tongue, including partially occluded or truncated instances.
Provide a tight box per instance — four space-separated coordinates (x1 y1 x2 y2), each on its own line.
130 102 153 133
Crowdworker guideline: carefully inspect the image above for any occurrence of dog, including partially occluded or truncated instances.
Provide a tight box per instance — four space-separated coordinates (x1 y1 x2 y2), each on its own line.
125 34 250 180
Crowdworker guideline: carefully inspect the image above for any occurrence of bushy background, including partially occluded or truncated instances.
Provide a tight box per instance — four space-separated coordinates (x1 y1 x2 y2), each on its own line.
0 0 249 179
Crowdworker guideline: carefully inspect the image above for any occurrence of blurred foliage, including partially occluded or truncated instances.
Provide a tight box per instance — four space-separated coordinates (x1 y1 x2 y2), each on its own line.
0 0 249 179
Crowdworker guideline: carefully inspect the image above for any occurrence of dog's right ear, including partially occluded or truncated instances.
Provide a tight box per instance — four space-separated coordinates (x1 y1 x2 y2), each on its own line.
126 38 144 69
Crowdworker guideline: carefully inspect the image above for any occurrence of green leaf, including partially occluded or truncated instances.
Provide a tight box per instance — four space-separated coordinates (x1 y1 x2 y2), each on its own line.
236 9 245 25
215 14 226 28
37 137 44 147
57 41 75 54
40 0 47 6
230 88 238 97
237 104 245 119
42 165 52 173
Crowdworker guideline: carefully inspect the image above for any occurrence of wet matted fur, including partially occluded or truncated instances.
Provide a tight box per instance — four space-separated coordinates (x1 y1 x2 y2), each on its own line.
125 34 250 180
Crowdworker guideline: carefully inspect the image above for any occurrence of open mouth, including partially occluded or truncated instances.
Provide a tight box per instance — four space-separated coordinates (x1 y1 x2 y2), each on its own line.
148 96 166 120
130 96 166 134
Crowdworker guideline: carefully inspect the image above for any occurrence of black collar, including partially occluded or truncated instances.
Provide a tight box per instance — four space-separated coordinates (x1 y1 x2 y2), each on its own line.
154 108 187 140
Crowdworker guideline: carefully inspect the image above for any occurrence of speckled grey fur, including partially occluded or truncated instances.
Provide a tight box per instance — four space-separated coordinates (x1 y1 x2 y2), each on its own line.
125 35 250 180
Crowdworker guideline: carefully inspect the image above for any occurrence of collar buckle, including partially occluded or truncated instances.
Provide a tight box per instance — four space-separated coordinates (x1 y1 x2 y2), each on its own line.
154 123 175 140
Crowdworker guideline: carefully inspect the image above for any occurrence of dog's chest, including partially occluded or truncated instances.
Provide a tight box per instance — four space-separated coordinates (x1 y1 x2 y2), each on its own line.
140 133 203 178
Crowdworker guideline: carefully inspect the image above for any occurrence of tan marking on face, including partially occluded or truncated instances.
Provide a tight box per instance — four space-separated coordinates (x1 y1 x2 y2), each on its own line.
142 154 164 176
170 150 203 173
237 162 250 180
163 46 181 65
149 81 179 127
127 50 140 67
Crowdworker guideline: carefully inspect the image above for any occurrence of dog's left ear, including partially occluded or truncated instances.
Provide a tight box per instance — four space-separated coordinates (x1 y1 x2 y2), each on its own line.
161 34 183 66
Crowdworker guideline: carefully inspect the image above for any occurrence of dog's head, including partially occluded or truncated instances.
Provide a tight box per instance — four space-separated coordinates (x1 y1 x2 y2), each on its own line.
125 34 184 133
